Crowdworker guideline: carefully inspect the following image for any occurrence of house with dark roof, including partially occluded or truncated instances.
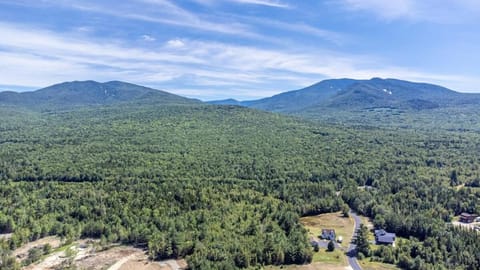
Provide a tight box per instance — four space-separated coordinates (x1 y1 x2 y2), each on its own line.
321 229 336 241
459 213 478 223
374 229 396 245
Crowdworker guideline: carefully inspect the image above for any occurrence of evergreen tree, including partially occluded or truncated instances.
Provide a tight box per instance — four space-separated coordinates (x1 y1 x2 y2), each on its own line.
327 240 335 252
355 224 370 257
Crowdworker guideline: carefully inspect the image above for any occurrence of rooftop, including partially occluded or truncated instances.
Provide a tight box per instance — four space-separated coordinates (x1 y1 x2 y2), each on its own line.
460 213 478 217
375 229 396 244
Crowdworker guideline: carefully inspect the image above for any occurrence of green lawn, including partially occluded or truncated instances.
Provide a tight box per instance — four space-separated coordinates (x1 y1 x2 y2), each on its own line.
359 260 399 270
311 249 346 265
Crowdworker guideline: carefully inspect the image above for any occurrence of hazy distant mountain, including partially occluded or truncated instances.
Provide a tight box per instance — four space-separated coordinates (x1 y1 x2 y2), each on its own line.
244 78 358 112
210 78 480 113
207 98 243 106
0 81 199 110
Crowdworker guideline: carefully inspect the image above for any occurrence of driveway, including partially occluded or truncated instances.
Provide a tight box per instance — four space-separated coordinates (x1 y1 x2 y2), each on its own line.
346 211 362 270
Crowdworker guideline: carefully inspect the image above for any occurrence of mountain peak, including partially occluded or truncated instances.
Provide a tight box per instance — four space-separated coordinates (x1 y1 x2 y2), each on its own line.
212 78 474 113
0 80 198 110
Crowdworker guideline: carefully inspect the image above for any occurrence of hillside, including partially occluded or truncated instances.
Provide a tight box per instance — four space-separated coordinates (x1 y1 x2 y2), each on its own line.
240 78 358 112
210 78 480 129
0 81 199 110
211 78 480 112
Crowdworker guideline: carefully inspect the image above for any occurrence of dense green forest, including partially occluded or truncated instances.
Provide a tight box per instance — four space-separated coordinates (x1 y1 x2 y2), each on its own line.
0 103 479 269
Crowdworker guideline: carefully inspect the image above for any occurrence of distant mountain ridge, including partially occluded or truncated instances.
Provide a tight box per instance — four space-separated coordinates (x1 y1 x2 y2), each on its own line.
209 78 480 113
4 78 480 115
207 98 243 106
0 80 199 110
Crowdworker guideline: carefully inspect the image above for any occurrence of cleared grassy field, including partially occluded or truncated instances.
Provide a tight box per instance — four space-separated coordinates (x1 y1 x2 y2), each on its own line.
264 262 346 270
311 249 346 265
359 260 400 270
300 211 354 249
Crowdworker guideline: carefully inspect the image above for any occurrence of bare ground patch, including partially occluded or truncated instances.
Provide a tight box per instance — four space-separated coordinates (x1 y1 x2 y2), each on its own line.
21 241 187 270
13 236 62 262
76 245 143 270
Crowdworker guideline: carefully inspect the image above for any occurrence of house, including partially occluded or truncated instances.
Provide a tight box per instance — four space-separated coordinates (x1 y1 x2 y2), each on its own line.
459 213 478 223
374 229 396 245
321 229 336 241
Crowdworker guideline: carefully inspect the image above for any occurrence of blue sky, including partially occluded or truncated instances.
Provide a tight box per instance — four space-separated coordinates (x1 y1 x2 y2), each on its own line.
0 0 479 100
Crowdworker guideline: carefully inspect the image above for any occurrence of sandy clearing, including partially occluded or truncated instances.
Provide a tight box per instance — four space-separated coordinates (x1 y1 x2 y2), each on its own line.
24 243 95 270
13 236 62 262
24 251 64 270
20 241 188 270
158 259 181 270
118 260 167 270
107 253 141 270
75 246 143 270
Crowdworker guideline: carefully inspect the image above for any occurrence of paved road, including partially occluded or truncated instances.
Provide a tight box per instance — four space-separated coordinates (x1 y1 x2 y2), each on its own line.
347 210 362 270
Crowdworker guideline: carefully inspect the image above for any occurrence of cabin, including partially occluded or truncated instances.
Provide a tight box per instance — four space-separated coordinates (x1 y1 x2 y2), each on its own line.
459 213 478 223
374 229 396 245
321 229 336 241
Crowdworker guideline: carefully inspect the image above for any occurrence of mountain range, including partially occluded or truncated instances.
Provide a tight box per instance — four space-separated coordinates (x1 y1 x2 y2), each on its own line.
209 78 480 112
1 78 479 115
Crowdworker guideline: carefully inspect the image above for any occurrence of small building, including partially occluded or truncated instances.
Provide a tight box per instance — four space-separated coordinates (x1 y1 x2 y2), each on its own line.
459 213 478 223
321 229 336 241
374 229 396 245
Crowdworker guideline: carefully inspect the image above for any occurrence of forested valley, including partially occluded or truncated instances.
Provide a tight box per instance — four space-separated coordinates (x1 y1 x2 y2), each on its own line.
0 103 479 269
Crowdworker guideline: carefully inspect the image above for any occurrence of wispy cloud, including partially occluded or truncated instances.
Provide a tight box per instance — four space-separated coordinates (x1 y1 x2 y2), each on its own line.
238 16 348 45
229 0 290 8
0 19 478 99
141 35 156 41
341 0 415 20
36 0 255 37
339 0 480 23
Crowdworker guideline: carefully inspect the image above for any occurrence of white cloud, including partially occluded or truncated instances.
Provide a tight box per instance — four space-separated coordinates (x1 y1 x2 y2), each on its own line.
166 39 185 48
141 35 156 41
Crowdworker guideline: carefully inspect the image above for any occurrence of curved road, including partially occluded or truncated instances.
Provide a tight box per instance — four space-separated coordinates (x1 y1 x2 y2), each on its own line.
347 210 362 270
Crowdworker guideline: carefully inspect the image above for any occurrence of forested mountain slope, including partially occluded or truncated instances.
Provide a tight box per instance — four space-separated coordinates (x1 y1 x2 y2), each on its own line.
211 78 480 112
210 78 480 129
0 81 199 110
0 102 479 269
